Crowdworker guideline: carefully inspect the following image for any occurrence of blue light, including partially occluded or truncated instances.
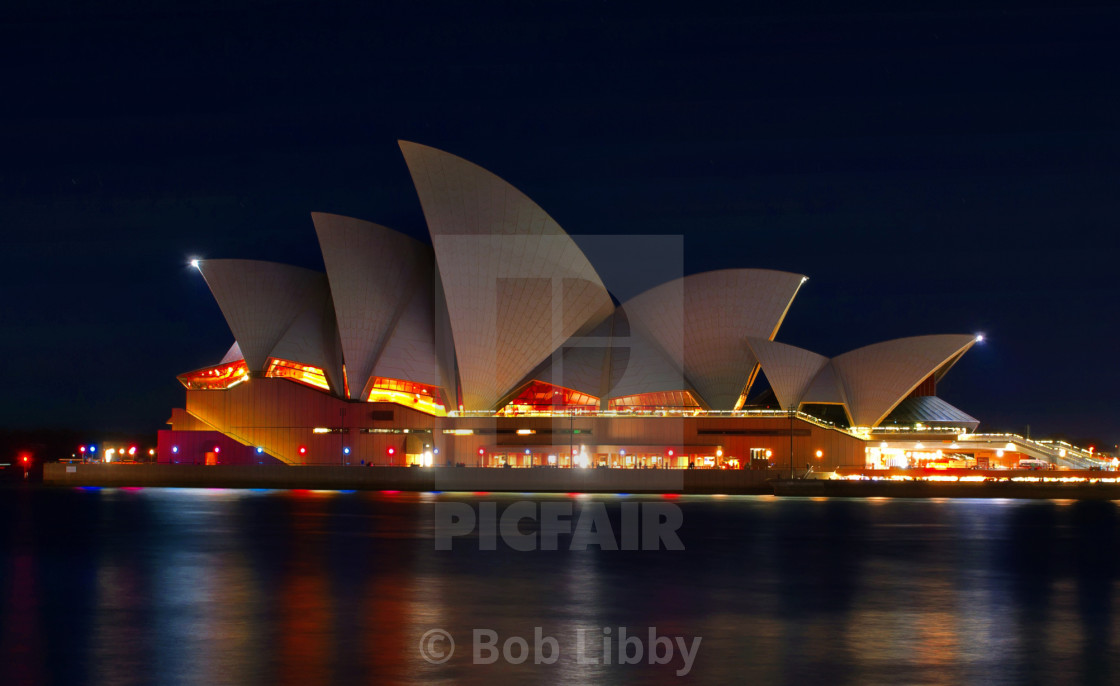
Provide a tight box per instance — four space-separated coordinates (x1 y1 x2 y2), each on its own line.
89 445 97 454
343 447 351 455
171 446 178 454
255 446 264 454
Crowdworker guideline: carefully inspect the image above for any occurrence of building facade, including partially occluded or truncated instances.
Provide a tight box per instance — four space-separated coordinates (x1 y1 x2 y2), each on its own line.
162 142 988 472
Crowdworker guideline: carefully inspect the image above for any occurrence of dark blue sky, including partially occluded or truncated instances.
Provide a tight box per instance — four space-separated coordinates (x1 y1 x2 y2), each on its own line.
2 1 1117 446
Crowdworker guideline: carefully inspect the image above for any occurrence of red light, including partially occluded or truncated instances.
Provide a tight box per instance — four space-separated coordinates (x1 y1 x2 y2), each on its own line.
479 448 485 455
298 446 307 455
79 446 86 453
213 446 220 453
387 447 396 455
22 456 29 464
667 449 674 457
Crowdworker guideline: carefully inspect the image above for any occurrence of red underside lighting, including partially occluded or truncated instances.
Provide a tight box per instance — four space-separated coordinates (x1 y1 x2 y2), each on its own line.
177 359 249 390
499 380 599 415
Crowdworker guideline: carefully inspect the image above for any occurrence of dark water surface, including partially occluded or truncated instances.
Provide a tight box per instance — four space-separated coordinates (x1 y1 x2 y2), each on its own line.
1 487 1118 685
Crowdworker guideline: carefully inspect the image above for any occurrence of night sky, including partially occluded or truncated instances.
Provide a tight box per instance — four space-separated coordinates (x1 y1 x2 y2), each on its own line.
2 2 1117 447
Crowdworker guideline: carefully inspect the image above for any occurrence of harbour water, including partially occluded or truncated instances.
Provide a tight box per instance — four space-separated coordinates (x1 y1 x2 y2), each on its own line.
1 487 1117 685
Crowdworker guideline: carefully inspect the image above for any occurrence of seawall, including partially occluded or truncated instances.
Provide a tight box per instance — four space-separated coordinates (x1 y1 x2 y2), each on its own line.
43 463 779 494
773 478 1120 500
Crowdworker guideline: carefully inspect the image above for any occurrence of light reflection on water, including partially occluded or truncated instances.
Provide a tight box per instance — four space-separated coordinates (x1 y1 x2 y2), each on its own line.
0 488 1117 685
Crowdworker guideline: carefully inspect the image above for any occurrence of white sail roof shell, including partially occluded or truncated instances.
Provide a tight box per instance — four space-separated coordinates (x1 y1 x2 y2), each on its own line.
400 140 614 410
746 337 831 411
219 342 243 364
619 269 805 409
369 272 447 393
516 313 615 401
313 212 443 399
831 334 978 427
603 308 695 404
800 360 848 406
512 307 697 410
197 259 333 374
268 290 346 394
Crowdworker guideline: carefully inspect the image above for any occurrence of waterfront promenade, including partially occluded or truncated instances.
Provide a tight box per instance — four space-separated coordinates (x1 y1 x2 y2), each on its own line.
43 463 776 494
42 463 1120 498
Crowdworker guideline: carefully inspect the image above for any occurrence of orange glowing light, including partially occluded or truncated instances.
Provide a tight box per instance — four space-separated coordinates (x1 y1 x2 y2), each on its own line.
367 377 447 416
497 380 598 415
265 358 331 391
608 391 700 411
177 359 249 390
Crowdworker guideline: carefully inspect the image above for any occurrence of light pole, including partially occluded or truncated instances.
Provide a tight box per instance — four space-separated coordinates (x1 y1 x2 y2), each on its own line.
788 406 795 480
570 411 574 469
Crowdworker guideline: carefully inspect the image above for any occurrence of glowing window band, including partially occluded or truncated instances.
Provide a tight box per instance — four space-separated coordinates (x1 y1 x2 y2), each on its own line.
367 377 447 416
608 391 700 411
265 358 331 391
497 381 598 416
177 360 249 390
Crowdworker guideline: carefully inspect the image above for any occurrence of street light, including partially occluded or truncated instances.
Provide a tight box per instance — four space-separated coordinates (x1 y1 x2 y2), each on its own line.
340 407 346 465
788 405 796 479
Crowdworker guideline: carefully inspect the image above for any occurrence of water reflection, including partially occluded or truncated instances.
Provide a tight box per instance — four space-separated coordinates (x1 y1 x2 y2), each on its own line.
0 488 1117 685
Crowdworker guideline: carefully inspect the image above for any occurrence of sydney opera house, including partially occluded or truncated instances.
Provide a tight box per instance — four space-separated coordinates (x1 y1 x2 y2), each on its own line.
158 141 994 471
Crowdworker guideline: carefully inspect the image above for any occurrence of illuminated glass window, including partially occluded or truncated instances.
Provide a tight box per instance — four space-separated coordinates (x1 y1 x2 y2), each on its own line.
367 377 447 416
497 381 599 416
178 360 249 390
265 358 331 391
608 391 700 411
